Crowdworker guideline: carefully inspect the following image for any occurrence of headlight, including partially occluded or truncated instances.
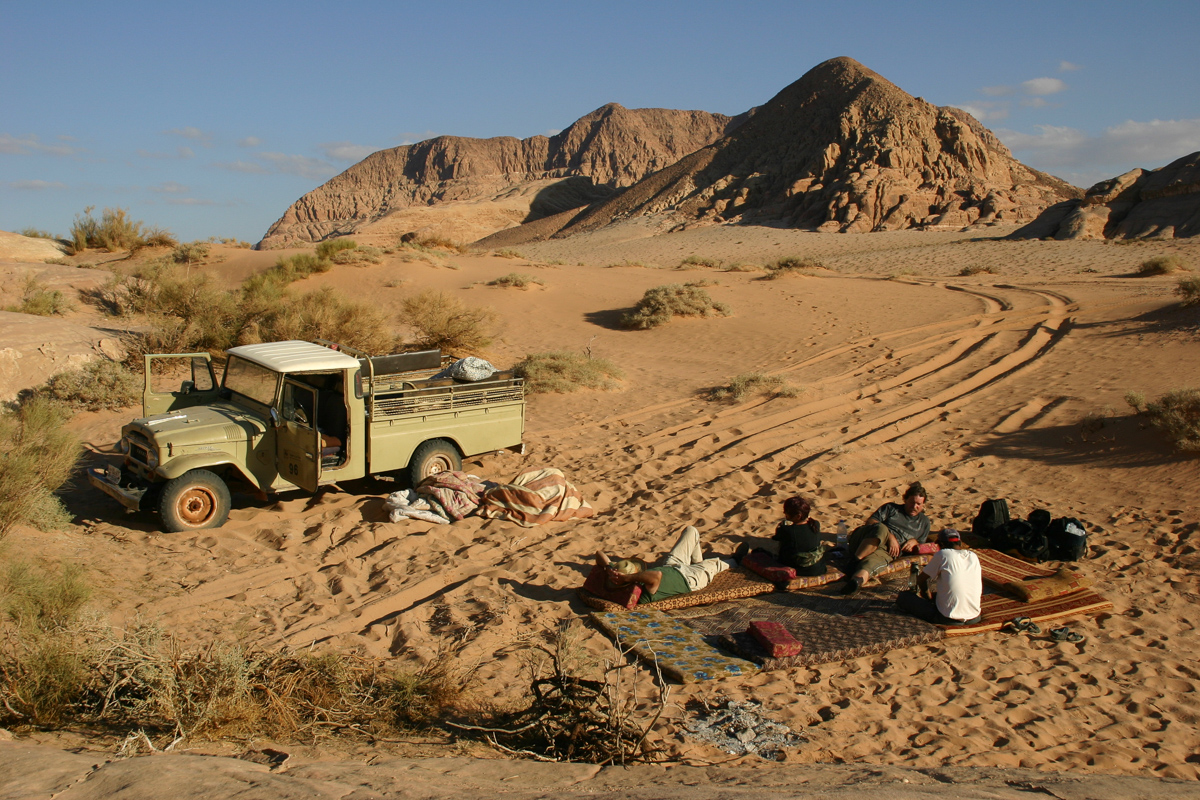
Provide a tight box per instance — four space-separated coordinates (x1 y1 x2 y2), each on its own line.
146 449 159 469
119 439 130 454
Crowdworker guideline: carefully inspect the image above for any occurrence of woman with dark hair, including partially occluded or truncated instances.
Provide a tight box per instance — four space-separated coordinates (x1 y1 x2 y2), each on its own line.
774 495 833 576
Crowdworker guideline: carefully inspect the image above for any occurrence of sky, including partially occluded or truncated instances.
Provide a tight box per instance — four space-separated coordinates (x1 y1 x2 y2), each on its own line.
3 0 1199 244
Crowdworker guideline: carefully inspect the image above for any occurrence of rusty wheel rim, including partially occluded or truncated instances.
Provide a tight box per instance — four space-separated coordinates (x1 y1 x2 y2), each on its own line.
179 487 216 526
425 455 454 478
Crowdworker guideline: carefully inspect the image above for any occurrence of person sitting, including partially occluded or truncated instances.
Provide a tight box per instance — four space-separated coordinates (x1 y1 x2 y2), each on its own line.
595 525 737 604
843 482 932 595
773 495 833 576
896 528 982 625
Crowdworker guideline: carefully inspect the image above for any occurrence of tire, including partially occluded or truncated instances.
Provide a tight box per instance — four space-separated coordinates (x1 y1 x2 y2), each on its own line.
159 469 231 532
407 439 462 488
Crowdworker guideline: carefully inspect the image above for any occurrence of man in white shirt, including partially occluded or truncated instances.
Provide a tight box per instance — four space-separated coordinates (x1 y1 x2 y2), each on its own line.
896 528 982 625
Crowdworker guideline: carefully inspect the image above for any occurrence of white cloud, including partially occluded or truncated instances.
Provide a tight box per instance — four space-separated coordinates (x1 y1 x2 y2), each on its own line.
319 141 376 162
545 128 562 136
137 147 195 160
239 136 262 147
396 130 439 145
212 159 270 174
1059 61 1082 72
980 85 1013 97
164 197 222 206
258 152 337 180
150 181 189 194
164 126 213 146
957 102 1009 122
997 117 1200 174
7 179 67 190
1021 97 1051 109
0 133 80 156
1021 77 1067 96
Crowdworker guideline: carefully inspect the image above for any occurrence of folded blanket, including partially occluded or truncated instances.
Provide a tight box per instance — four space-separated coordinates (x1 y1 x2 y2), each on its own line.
415 471 488 520
478 467 595 527
383 489 451 524
1006 567 1093 602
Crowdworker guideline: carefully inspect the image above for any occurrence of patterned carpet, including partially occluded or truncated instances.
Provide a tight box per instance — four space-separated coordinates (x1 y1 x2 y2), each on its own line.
589 608 757 683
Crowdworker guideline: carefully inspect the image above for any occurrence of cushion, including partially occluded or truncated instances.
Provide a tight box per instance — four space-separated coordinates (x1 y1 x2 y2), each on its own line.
917 542 940 555
1006 567 1093 602
740 551 797 583
581 563 641 610
749 620 803 657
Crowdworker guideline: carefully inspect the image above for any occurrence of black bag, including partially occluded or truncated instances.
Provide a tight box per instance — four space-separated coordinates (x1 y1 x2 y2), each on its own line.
1027 509 1052 535
992 519 1050 562
1047 517 1089 561
972 499 1010 539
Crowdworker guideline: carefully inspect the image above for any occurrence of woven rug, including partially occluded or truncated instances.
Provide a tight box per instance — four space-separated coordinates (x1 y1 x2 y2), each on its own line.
577 567 775 613
782 551 932 591
675 575 944 670
589 608 757 683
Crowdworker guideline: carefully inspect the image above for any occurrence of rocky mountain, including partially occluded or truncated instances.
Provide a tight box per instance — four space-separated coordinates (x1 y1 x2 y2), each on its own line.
1009 151 1200 240
257 105 742 248
541 57 1079 241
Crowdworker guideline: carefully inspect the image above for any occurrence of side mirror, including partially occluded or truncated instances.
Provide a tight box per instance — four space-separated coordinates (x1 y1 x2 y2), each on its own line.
269 407 282 428
179 380 195 395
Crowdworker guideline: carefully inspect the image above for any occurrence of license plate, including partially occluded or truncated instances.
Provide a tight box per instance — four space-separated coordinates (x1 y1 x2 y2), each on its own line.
105 464 121 484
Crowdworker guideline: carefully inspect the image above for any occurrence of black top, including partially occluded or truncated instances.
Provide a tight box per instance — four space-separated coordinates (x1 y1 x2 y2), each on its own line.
774 519 826 576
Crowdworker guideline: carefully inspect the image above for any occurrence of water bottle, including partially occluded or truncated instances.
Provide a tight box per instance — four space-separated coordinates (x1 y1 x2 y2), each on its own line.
909 562 921 592
836 520 848 549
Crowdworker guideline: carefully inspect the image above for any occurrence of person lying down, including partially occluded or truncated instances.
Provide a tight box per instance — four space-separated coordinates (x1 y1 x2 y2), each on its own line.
595 525 738 604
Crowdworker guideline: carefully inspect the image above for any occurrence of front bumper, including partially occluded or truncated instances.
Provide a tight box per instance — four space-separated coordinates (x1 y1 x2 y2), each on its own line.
87 466 149 512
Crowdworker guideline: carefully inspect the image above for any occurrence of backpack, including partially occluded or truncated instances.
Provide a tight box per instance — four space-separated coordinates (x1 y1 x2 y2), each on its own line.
972 499 1010 539
1047 517 1089 561
992 519 1050 562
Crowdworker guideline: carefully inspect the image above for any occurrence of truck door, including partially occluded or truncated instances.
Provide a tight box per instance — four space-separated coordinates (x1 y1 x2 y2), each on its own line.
142 353 220 417
275 379 321 492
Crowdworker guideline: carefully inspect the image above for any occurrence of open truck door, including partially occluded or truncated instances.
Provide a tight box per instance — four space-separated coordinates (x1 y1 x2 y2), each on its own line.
274 378 321 492
142 353 219 417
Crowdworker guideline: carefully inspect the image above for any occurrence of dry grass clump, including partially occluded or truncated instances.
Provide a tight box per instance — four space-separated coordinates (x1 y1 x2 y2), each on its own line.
332 245 383 265
488 273 544 289
69 206 177 253
400 290 497 354
1128 388 1200 451
0 398 79 538
1138 255 1188 276
246 286 398 355
39 359 141 411
315 238 359 261
514 351 623 393
172 241 211 265
1175 275 1200 306
0 561 477 739
20 228 61 240
5 276 73 316
762 256 825 280
621 283 730 330
722 262 760 273
958 265 996 276
679 255 722 269
493 248 525 259
709 372 801 402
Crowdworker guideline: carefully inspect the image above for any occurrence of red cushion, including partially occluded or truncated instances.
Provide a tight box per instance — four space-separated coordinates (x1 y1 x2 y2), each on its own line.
582 564 642 609
749 620 803 657
917 542 940 555
741 551 797 582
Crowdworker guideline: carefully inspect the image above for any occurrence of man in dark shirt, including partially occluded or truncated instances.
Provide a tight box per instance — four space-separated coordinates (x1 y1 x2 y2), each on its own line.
595 525 736 604
843 482 931 595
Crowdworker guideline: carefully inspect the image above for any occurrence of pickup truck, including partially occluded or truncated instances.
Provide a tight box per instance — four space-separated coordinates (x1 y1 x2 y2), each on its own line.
88 340 525 531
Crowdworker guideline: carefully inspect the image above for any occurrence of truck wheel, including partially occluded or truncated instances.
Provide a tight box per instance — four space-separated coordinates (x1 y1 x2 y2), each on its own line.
408 439 461 487
159 469 231 532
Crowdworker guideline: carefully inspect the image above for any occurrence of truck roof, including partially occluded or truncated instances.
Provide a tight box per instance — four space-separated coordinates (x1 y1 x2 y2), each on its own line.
226 340 361 373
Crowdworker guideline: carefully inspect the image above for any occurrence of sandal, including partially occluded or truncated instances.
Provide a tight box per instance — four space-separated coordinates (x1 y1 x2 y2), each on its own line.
1004 616 1042 635
1050 627 1085 643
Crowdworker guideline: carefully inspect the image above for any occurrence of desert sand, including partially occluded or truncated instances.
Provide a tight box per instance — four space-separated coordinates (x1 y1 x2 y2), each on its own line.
1 222 1199 794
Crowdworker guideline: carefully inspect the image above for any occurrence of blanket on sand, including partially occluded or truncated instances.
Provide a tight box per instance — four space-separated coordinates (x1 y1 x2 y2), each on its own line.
577 567 775 613
477 467 595 527
589 608 756 683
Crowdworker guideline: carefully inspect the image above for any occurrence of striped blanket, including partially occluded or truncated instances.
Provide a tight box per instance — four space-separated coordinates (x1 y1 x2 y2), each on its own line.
477 467 596 527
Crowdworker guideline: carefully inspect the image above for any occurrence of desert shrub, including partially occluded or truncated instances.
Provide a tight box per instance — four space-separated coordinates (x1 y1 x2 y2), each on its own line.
250 286 399 355
331 245 383 265
0 398 80 538
487 273 543 289
116 261 242 356
5 276 73 316
1139 388 1200 451
172 241 211 265
208 237 252 248
514 351 623 393
679 255 722 269
621 282 730 330
69 206 173 253
40 359 141 411
140 228 178 250
43 257 70 266
763 256 824 280
20 228 60 240
1124 391 1146 412
1177 275 1200 306
722 262 760 273
1138 255 1187 276
315 238 358 261
400 290 497 354
709 372 800 402
493 248 524 259
958 265 996 276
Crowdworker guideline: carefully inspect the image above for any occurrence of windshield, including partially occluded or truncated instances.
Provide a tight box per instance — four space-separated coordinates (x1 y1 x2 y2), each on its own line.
222 357 278 406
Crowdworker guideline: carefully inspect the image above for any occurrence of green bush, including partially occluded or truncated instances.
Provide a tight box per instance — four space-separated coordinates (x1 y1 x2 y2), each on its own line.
514 351 623 393
679 255 722 269
487 273 543 289
315 238 359 261
763 256 824 280
249 286 399 356
1177 275 1200 306
1140 388 1200 451
172 241 211 265
5 276 72 316
20 228 60 240
1138 255 1187 276
709 373 800 402
68 206 176 253
400 290 497 354
0 398 80 538
493 248 524 259
621 283 730 330
40 359 141 411
332 245 382 265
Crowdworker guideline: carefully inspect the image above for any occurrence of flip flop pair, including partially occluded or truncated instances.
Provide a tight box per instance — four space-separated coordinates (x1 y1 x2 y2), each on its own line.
1050 626 1086 643
1004 616 1041 635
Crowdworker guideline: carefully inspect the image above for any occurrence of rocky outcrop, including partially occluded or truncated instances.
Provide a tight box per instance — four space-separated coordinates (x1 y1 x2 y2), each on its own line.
1010 151 1200 240
257 105 740 248
550 57 1079 239
0 230 67 262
